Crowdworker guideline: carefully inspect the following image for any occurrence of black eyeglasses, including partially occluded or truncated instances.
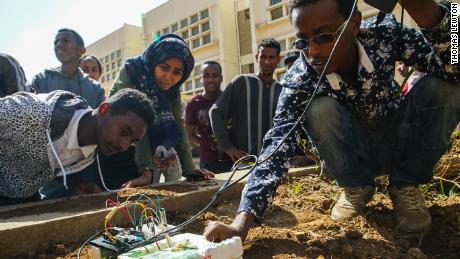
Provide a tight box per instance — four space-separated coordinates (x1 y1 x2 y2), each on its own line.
291 22 347 50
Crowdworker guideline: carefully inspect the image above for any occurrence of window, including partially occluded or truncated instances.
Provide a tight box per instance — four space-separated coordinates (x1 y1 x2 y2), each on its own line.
105 55 109 63
185 81 193 91
112 72 117 80
201 22 210 32
182 30 189 39
111 62 116 69
271 6 284 20
191 26 199 36
195 79 202 89
111 52 115 60
192 38 200 48
270 0 282 5
191 13 199 24
106 74 110 81
279 39 286 52
194 65 201 76
241 63 254 74
171 22 179 32
180 18 188 28
117 59 122 67
288 36 296 49
116 49 121 58
162 27 169 34
202 34 211 45
200 9 209 19
171 23 178 32
105 65 109 72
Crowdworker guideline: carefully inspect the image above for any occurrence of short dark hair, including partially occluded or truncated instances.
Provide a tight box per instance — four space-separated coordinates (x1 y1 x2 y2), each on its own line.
106 88 155 127
57 28 85 47
284 51 301 66
201 60 222 73
288 0 357 20
79 55 102 74
257 38 281 55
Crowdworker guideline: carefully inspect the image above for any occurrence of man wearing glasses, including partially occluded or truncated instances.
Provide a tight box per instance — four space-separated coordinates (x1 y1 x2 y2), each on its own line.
204 0 459 242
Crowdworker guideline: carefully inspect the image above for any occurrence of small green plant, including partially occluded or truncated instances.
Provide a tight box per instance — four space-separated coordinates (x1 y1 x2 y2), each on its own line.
291 182 303 194
421 180 459 199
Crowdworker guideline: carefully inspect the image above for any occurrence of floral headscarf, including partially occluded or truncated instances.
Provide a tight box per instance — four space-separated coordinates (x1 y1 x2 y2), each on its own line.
124 34 194 149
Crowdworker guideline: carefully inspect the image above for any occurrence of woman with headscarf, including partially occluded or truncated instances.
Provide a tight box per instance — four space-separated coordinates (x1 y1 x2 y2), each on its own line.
106 34 213 188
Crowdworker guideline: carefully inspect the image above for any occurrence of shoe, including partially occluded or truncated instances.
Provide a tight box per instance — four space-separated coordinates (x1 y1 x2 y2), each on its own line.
331 186 375 220
388 185 431 233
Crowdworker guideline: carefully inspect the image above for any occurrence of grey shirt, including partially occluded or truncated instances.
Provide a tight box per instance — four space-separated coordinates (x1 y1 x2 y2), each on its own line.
30 67 105 108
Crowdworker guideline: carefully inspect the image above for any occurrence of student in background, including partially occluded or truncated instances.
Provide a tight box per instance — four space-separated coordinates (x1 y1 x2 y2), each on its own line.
108 34 214 187
210 38 283 162
80 55 103 81
30 28 105 108
186 61 232 173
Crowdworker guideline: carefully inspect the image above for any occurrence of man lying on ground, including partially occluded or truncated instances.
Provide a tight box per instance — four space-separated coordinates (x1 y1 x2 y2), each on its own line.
0 88 154 205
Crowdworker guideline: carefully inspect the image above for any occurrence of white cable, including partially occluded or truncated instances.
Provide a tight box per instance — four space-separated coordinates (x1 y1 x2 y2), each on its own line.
257 0 358 164
96 154 123 193
45 129 69 190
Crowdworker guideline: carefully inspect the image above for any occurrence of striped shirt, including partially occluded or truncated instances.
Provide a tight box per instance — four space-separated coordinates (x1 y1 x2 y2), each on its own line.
210 74 282 156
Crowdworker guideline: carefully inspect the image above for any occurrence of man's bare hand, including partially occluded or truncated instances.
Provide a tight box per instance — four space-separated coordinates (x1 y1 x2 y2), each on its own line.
204 222 245 242
203 212 255 242
225 148 247 162
121 170 152 188
185 168 215 181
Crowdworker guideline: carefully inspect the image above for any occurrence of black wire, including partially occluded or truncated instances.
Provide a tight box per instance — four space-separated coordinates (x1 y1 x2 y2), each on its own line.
77 229 106 259
103 0 359 254
128 155 259 251
400 0 405 26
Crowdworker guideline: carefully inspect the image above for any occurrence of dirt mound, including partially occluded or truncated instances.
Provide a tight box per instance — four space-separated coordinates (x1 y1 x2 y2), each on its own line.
179 175 460 259
44 174 460 258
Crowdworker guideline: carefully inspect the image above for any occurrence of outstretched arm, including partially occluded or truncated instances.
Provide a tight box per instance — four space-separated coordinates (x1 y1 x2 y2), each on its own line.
204 86 309 242
399 0 443 29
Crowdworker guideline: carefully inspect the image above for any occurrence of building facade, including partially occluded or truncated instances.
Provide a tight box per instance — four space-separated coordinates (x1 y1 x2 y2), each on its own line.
87 0 416 96
85 24 144 93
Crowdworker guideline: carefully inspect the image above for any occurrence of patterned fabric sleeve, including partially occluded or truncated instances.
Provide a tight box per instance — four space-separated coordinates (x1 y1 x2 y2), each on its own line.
396 5 459 82
237 86 308 221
